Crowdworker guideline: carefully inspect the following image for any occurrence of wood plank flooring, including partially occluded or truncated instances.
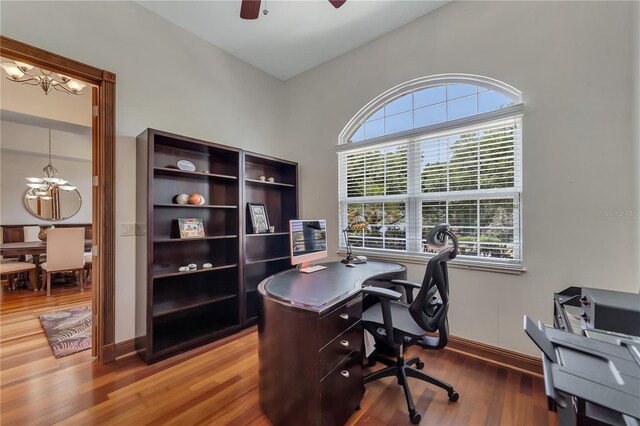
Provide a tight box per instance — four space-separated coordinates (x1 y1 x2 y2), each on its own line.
1 287 557 425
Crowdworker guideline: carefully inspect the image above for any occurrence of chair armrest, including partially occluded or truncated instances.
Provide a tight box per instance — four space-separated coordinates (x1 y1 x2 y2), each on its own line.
361 287 401 348
391 279 421 304
361 287 402 300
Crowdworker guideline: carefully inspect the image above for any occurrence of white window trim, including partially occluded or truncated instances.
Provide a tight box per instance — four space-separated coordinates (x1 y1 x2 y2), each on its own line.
335 248 526 275
336 104 524 153
339 73 523 147
337 74 524 272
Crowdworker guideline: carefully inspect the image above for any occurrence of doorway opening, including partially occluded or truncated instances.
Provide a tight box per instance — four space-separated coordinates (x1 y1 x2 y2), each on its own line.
0 36 116 364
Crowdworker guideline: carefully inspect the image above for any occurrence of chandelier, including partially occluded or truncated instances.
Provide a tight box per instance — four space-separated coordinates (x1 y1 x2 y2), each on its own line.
25 129 77 202
1 60 86 95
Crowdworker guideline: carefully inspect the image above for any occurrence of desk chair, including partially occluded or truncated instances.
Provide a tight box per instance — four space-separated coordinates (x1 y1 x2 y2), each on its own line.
362 224 459 424
40 228 85 296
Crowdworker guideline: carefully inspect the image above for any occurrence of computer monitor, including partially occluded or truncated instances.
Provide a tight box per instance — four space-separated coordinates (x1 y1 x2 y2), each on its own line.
289 219 327 268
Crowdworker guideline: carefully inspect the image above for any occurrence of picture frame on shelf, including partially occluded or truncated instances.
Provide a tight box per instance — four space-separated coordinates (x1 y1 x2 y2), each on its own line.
248 203 270 233
178 218 205 239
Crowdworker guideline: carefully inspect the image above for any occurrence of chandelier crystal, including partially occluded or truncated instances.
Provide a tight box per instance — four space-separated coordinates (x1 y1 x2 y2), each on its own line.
1 60 86 95
25 130 77 202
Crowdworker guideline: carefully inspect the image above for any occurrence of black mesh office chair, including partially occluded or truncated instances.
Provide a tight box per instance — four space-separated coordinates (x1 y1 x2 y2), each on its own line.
361 223 459 424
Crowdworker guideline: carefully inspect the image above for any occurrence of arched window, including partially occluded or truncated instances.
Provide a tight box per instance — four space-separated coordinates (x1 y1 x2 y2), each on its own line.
337 74 524 268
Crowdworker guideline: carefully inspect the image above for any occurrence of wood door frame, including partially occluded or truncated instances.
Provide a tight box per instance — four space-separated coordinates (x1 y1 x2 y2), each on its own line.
1 36 117 363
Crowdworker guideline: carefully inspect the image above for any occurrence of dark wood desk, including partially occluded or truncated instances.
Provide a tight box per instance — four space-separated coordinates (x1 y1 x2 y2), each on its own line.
258 260 406 426
0 240 92 290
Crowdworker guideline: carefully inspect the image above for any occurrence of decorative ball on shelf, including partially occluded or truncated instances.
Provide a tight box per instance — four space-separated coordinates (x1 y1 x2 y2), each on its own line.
175 193 189 205
188 193 205 205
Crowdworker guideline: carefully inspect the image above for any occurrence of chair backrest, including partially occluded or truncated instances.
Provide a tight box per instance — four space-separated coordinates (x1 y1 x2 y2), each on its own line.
45 228 85 270
23 226 41 242
408 224 458 349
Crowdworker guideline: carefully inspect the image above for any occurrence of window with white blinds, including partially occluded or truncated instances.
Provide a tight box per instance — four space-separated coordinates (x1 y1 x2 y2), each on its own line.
338 75 523 268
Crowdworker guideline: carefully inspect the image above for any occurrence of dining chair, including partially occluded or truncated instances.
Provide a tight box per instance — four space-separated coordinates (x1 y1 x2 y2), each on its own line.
40 228 85 296
23 225 52 263
0 260 37 291
23 226 40 242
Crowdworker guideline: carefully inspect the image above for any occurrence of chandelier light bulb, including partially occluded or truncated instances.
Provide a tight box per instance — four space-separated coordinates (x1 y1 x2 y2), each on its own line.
0 63 24 79
66 79 86 93
14 61 34 72
27 183 48 189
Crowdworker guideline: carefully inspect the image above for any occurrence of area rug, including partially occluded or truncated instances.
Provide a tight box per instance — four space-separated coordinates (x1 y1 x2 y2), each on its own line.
39 305 92 358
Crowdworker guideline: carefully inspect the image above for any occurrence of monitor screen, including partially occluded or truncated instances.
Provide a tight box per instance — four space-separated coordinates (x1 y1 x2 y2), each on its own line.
289 219 327 266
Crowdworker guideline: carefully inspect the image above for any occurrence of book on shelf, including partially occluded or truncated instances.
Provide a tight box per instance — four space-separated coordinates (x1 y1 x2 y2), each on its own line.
178 218 205 238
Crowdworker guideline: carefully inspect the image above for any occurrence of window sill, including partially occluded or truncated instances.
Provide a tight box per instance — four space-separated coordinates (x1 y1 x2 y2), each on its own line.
336 250 526 275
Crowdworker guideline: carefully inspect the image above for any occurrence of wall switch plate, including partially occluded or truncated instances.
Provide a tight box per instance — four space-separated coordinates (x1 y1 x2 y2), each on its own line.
121 224 135 236
135 224 146 236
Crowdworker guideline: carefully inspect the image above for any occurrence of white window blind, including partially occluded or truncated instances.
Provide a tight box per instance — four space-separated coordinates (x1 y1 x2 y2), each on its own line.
338 116 523 267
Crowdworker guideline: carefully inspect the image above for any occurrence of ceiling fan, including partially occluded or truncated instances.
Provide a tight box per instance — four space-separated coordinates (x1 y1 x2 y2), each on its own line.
240 0 346 20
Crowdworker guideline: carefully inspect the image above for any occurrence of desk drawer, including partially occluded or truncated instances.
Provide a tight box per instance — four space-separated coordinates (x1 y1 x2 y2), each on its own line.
320 350 364 426
319 321 362 380
319 295 362 348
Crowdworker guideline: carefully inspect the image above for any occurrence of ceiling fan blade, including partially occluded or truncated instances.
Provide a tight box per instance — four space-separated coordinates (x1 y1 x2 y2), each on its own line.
240 0 261 19
329 0 346 8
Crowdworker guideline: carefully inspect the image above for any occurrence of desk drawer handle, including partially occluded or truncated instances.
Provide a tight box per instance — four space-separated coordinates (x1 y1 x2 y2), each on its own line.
341 370 349 378
340 340 349 347
339 314 349 320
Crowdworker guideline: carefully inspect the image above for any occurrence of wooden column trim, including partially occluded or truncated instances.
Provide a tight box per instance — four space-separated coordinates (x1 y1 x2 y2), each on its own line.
100 79 116 362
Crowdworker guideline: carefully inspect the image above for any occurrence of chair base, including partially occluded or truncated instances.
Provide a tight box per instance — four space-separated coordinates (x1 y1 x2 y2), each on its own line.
364 351 459 424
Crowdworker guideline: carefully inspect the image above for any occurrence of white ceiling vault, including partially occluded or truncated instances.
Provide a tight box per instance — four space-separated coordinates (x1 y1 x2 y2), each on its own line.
136 0 450 81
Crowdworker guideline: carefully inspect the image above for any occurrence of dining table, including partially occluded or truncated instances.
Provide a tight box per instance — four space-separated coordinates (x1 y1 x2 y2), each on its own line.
0 239 92 290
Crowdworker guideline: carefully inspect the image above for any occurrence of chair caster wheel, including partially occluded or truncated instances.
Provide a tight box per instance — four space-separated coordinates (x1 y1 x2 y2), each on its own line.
355 404 361 411
415 360 425 369
449 391 459 402
409 410 421 424
366 359 377 368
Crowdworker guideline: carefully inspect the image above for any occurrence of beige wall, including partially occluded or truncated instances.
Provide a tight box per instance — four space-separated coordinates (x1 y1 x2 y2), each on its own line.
280 1 640 354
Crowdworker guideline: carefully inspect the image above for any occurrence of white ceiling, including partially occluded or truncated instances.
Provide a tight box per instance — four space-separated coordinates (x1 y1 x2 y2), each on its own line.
136 0 450 81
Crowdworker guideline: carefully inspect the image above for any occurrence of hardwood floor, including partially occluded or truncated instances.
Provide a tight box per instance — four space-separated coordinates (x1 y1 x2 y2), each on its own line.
1 288 557 425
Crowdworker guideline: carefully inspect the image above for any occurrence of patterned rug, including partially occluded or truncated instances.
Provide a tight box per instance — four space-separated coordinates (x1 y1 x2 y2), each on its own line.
39 305 92 358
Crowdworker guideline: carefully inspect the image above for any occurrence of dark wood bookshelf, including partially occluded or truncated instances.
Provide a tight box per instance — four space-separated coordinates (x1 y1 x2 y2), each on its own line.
154 167 237 181
152 263 238 279
136 129 299 362
245 255 291 265
242 152 298 326
245 178 295 188
136 129 242 363
154 204 237 209
152 323 240 358
153 235 238 243
153 293 238 318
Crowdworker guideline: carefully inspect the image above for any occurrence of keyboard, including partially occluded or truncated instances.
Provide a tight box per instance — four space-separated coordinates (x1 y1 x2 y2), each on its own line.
299 265 327 274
